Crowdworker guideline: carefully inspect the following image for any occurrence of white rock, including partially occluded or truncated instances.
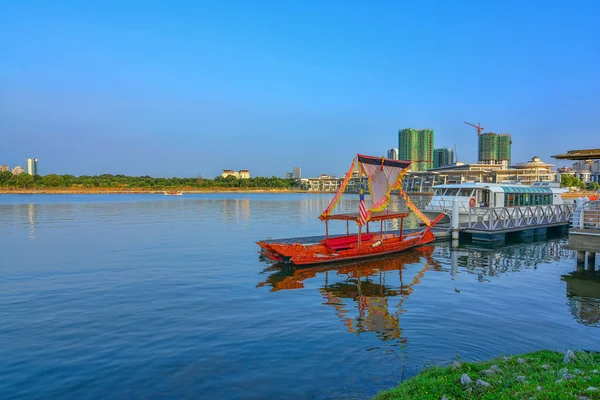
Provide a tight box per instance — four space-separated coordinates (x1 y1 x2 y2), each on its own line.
490 365 501 372
562 368 569 374
587 387 598 392
563 373 572 380
537 386 542 391
556 379 563 384
452 361 462 370
517 375 527 382
574 369 583 374
502 356 511 361
441 397 449 400
517 358 526 364
541 364 551 370
476 379 491 388
461 373 472 386
564 350 577 363
465 387 473 394
594 370 599 374
482 369 495 376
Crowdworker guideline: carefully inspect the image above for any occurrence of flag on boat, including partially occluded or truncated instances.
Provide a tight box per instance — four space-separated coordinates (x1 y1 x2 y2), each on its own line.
359 184 368 226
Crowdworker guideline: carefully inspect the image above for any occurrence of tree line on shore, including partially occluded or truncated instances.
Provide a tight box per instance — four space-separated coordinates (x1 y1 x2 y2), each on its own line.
0 172 298 189
561 174 600 191
2 171 598 191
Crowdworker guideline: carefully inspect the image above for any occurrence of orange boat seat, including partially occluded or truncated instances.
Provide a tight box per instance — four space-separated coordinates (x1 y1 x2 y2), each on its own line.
325 233 374 250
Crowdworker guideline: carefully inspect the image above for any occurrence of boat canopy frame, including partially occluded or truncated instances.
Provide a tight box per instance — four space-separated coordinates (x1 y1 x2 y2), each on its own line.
321 211 410 222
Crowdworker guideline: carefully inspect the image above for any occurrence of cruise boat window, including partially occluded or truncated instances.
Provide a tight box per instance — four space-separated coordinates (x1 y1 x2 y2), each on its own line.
481 190 491 206
458 188 474 197
505 194 515 206
445 188 459 196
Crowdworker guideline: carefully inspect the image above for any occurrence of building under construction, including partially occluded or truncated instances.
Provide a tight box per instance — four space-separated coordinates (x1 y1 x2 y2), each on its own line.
433 148 454 168
478 132 511 168
398 128 434 171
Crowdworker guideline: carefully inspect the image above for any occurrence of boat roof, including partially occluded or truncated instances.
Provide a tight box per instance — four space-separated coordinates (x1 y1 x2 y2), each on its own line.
322 211 410 222
432 182 565 194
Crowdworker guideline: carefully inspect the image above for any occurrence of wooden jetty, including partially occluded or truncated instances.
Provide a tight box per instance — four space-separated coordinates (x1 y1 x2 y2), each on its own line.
551 148 600 268
566 200 600 268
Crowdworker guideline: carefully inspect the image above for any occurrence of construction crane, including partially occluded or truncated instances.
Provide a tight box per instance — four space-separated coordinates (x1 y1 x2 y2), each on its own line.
464 121 484 136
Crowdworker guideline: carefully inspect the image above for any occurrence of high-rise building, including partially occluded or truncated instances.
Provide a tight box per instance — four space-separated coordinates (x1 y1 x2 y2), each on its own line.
26 158 38 175
292 167 302 179
285 172 294 180
12 166 24 175
433 148 455 168
398 128 434 171
0 165 8 172
387 148 399 160
478 133 511 168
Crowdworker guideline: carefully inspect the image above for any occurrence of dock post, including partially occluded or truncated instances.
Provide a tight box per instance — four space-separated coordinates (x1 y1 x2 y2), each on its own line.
358 225 362 248
577 251 586 266
588 252 596 270
451 199 459 245
451 250 458 279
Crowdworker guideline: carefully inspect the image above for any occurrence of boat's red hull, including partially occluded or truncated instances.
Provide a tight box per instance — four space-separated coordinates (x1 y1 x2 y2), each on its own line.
257 229 435 266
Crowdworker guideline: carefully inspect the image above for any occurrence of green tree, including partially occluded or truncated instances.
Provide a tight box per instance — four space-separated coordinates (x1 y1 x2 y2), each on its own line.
561 174 584 188
0 171 11 186
14 173 34 188
43 174 64 187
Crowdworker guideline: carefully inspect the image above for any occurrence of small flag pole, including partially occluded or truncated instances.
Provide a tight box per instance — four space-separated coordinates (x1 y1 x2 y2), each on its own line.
358 171 363 248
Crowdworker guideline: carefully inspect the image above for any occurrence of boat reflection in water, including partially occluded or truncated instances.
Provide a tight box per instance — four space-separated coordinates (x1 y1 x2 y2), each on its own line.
258 237 598 342
562 268 600 327
258 246 441 342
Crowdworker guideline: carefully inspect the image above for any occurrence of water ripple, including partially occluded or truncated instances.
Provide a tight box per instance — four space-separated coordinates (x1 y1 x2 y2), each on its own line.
0 194 598 399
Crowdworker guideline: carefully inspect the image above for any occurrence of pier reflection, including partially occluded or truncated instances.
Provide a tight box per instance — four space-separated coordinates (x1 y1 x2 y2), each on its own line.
562 268 600 327
433 239 574 280
258 246 441 342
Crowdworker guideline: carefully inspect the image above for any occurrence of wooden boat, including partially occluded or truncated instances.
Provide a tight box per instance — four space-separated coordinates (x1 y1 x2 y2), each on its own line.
257 154 444 266
163 190 183 196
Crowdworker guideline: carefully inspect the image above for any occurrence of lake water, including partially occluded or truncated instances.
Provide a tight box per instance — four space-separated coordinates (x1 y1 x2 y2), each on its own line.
1 194 599 400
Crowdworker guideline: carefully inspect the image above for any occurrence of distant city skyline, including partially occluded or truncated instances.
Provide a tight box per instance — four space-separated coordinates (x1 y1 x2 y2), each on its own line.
1 1 597 177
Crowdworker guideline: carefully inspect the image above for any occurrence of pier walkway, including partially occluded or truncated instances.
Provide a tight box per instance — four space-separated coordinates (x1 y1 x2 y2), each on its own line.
438 203 574 244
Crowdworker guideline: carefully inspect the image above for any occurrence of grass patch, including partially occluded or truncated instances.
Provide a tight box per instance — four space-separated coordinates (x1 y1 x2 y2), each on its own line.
374 350 600 399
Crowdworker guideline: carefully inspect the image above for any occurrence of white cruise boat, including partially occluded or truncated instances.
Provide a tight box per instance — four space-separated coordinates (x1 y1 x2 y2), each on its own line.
421 182 568 224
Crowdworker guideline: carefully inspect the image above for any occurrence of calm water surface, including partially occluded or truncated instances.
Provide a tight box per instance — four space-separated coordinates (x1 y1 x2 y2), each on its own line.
1 194 599 399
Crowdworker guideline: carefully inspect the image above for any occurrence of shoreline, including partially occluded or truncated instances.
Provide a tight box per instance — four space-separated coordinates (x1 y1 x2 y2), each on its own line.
0 188 307 195
374 350 600 399
0 188 434 195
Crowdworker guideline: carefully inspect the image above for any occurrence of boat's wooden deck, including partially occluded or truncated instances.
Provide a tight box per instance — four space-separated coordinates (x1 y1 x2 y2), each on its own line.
259 228 432 246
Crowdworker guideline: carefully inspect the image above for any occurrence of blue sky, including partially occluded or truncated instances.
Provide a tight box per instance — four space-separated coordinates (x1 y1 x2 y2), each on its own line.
1 0 598 177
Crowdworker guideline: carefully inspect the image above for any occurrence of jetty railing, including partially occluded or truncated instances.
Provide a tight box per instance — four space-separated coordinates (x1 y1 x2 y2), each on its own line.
465 204 574 231
572 200 600 230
